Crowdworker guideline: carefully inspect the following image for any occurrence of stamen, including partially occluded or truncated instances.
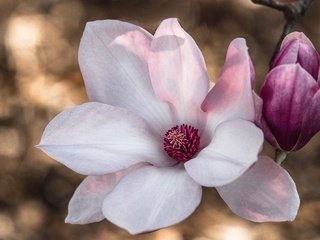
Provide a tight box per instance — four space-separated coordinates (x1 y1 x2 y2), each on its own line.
163 124 200 162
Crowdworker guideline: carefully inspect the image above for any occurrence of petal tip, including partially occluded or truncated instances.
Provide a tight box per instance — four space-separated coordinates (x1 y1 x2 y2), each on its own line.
233 37 246 44
230 37 248 50
164 17 179 22
281 31 316 50
64 214 90 225
159 18 182 31
65 215 73 224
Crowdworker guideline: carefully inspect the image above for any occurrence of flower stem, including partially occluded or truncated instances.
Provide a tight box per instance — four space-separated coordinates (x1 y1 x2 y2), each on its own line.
275 149 288 165
251 0 314 68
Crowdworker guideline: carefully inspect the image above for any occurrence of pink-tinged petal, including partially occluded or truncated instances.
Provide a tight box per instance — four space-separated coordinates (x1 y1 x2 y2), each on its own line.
217 156 300 222
79 20 172 134
65 163 146 224
296 41 319 81
202 38 255 136
66 174 117 224
249 56 256 88
254 94 280 149
37 102 173 175
318 56 320 84
185 120 263 187
294 90 320 150
318 58 320 84
260 64 318 151
273 36 299 67
273 32 319 80
148 18 209 125
280 32 315 49
102 165 202 234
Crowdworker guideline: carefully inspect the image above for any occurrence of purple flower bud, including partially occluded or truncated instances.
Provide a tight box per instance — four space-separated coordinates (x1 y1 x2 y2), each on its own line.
272 32 320 82
256 33 320 151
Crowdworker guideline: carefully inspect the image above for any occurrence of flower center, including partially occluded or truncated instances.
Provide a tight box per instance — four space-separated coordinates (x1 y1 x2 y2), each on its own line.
163 124 200 162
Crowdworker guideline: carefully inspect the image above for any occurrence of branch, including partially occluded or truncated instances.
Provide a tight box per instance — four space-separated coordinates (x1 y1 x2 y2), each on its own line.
252 0 286 11
252 0 313 67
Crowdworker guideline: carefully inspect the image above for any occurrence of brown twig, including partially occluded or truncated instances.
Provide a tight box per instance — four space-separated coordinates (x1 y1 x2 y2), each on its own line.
252 0 313 68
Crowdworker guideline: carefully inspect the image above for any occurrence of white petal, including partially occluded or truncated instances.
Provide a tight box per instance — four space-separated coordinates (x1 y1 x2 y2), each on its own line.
148 18 209 126
65 163 146 224
217 156 300 222
38 102 173 175
102 165 202 234
202 38 255 136
185 120 263 187
66 174 117 224
79 20 172 134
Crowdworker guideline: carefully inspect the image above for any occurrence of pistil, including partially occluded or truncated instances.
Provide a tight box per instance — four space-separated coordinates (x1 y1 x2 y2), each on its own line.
163 124 200 162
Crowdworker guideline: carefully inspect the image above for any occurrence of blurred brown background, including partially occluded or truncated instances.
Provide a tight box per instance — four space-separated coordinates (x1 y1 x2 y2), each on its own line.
0 0 319 239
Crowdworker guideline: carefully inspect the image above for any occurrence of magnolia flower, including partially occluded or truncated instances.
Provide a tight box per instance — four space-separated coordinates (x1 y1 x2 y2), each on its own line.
256 32 320 151
38 18 299 234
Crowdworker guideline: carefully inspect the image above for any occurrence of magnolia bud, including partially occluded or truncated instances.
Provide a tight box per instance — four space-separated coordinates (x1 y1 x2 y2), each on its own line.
256 32 320 151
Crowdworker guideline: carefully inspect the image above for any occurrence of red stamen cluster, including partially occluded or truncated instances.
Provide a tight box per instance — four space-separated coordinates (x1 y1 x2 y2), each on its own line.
163 124 200 162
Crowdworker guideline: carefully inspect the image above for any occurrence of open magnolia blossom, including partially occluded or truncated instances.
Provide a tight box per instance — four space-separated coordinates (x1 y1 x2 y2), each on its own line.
38 18 300 234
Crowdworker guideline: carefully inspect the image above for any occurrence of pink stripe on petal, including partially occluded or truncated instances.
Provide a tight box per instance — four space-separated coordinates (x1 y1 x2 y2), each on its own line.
202 38 255 137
